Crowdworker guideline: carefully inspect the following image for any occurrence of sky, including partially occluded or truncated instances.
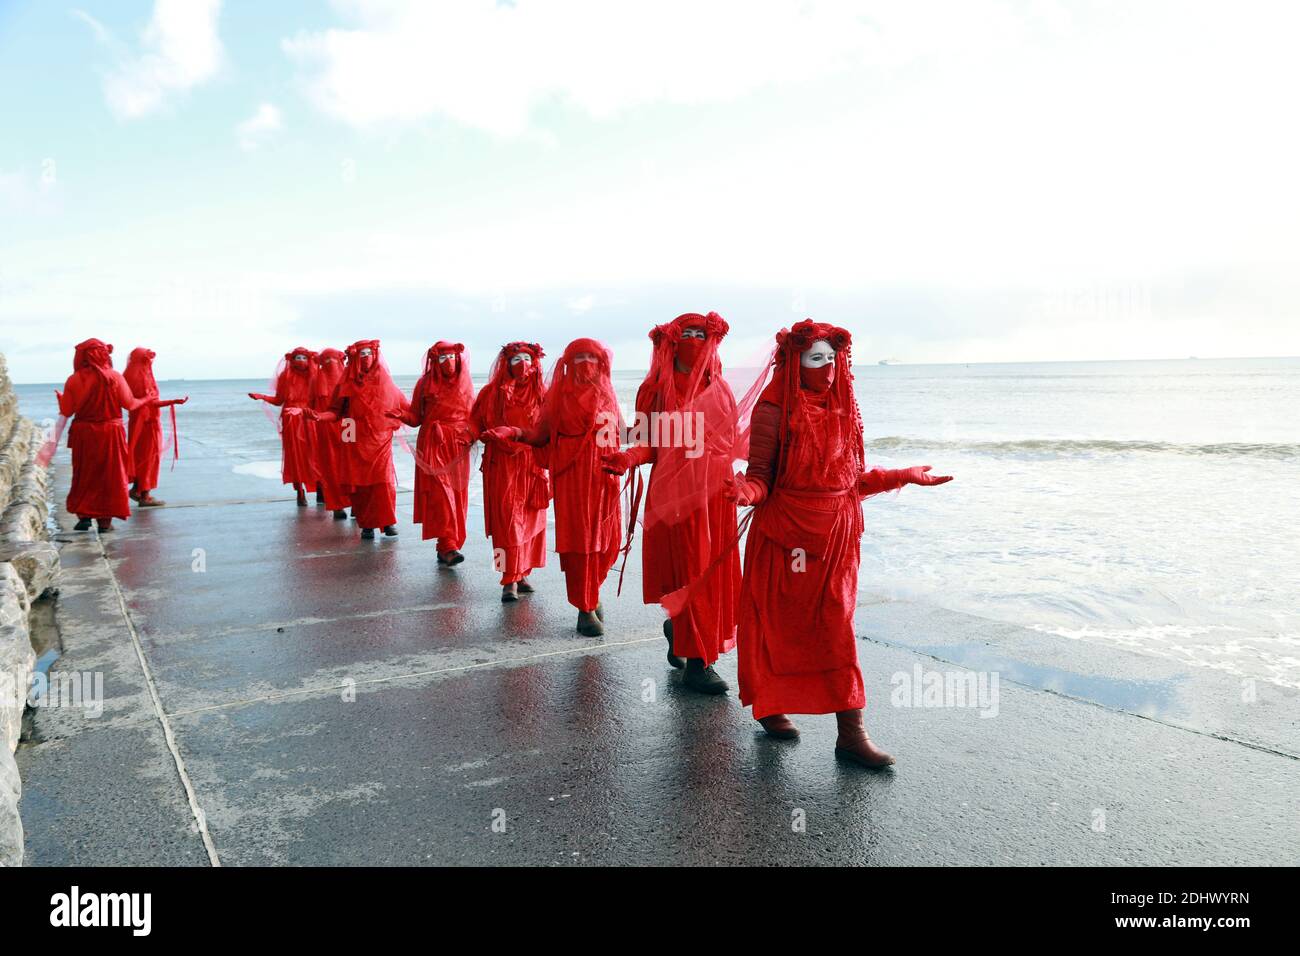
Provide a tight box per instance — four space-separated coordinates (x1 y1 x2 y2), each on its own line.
2 0 1299 383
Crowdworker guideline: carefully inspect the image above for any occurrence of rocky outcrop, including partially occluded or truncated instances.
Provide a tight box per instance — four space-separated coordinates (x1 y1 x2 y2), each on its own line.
0 353 58 867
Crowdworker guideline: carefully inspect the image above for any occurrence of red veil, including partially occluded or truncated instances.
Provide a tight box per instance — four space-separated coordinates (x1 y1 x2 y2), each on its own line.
634 311 752 526
472 341 546 426
412 341 473 420
312 348 346 408
754 320 865 487
544 337 622 476
337 339 406 416
407 340 475 475
123 347 157 397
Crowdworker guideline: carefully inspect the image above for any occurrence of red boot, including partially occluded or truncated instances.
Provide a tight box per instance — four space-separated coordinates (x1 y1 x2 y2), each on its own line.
758 714 800 739
834 709 895 767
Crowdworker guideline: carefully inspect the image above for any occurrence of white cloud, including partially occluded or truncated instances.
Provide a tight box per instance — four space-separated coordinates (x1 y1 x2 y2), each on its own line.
237 103 283 151
81 0 224 119
282 0 1031 136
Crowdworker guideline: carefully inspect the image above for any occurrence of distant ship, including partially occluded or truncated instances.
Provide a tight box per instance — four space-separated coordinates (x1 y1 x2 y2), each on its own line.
878 358 900 366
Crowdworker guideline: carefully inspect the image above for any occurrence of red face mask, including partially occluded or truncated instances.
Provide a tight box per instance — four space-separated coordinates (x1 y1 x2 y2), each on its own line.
438 354 456 379
800 362 835 392
358 354 375 373
676 337 704 368
509 357 531 380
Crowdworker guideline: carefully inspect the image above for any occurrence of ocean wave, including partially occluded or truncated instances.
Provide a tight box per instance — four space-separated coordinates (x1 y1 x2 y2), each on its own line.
865 436 1300 459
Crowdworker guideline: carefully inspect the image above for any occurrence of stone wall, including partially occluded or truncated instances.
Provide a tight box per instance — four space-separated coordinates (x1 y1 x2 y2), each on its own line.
0 354 59 867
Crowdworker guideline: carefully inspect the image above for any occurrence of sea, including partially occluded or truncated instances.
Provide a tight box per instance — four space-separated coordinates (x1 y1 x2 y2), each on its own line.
17 356 1299 689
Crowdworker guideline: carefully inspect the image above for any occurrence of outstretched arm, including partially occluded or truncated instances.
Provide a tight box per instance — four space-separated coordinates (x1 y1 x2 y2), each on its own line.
858 464 953 498
601 443 654 475
486 416 551 448
113 373 154 412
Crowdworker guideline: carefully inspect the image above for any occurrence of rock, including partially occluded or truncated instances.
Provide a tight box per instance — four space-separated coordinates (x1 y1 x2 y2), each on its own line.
0 352 56 867
0 744 20 867
0 563 34 755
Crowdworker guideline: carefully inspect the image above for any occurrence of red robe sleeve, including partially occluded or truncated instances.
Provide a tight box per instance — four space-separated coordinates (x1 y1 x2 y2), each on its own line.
857 467 906 498
516 415 552 447
740 401 781 505
398 381 423 427
58 373 83 417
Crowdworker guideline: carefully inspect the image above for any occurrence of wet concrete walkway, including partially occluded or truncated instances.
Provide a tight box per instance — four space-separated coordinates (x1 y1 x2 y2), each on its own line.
17 436 1300 865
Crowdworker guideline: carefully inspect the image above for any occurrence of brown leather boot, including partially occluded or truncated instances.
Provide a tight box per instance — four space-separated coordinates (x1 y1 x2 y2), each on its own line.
834 709 895 767
576 609 603 636
758 714 800 739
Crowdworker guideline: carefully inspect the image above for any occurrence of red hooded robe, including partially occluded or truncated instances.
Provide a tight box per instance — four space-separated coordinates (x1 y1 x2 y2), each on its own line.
262 347 319 487
469 342 549 584
514 338 621 611
736 321 909 718
330 339 407 529
57 339 138 520
401 341 474 549
624 313 742 665
311 348 351 511
123 347 163 492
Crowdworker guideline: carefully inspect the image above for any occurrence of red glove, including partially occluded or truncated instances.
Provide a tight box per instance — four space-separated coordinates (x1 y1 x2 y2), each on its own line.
857 465 953 498
727 473 767 506
485 426 520 444
900 465 952 486
601 451 633 475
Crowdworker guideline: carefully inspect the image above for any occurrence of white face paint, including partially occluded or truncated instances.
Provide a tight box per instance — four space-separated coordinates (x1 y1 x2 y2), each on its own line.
437 352 455 364
680 327 706 340
358 348 373 358
293 354 309 363
800 339 835 368
509 352 532 366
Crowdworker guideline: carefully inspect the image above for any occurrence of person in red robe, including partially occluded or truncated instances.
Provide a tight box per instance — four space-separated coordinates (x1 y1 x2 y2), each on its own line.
469 342 549 602
248 347 319 507
311 348 352 519
485 338 621 636
310 340 407 540
732 320 952 767
395 342 475 563
123 347 187 506
602 312 741 695
56 339 185 532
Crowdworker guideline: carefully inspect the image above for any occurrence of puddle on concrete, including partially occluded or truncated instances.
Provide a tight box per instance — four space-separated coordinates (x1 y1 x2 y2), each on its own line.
908 642 1185 717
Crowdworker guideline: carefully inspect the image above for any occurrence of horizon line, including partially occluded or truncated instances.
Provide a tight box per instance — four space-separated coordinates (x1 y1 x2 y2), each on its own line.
8 352 1297 387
